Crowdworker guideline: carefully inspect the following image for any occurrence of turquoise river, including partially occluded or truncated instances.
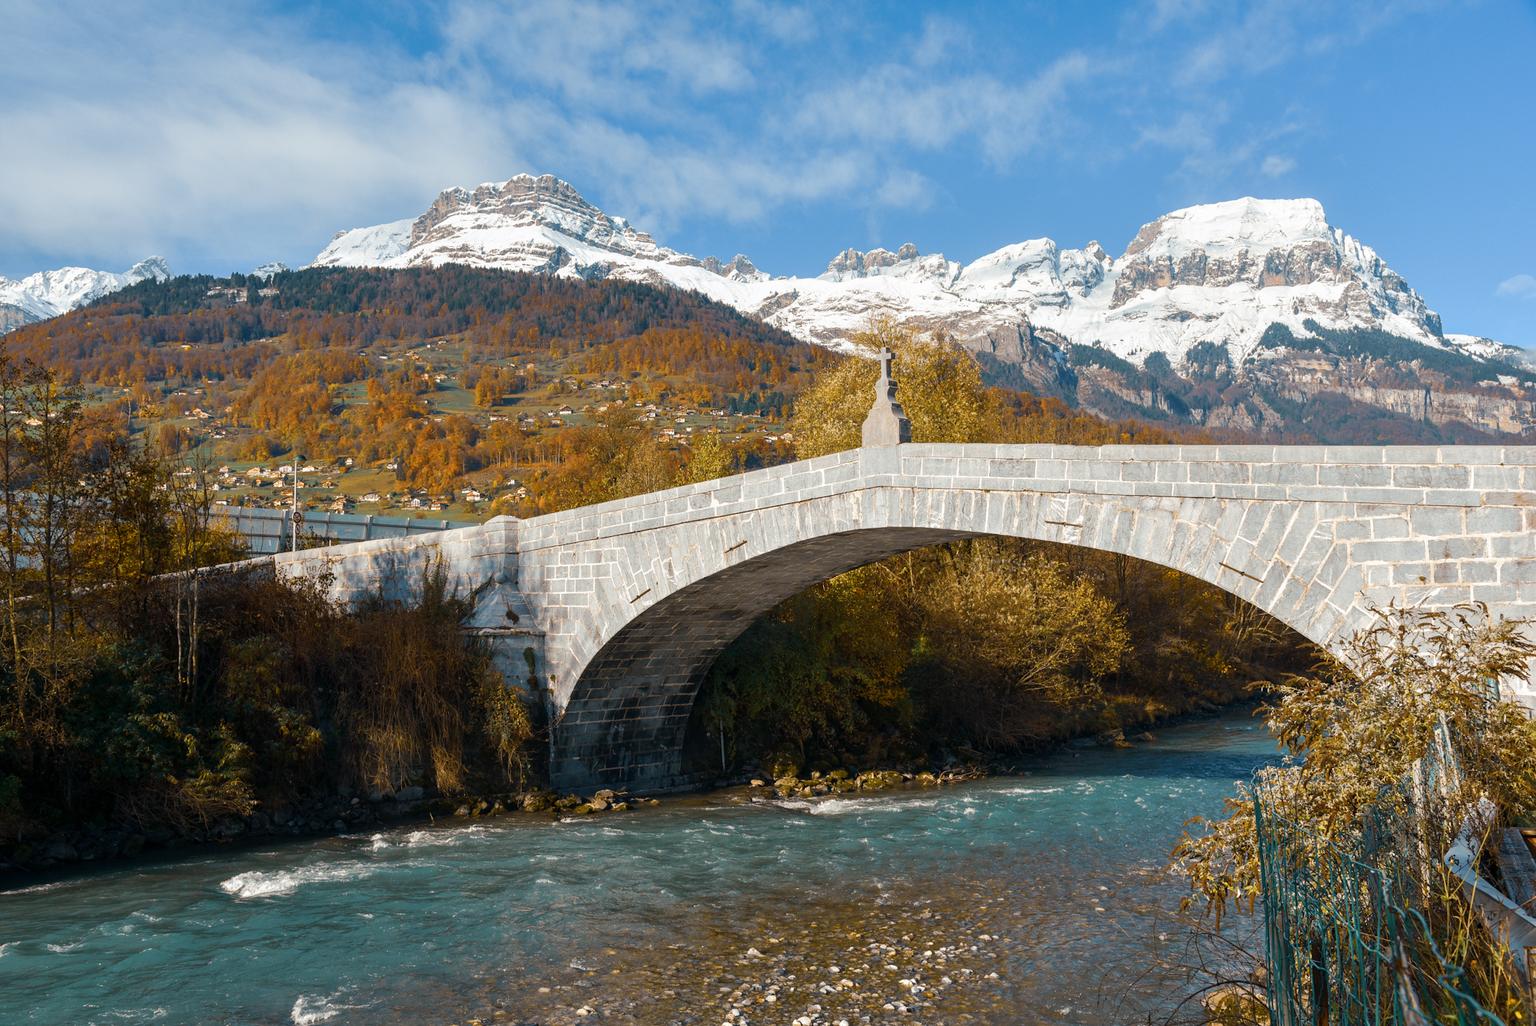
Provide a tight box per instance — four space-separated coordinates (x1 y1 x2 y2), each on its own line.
0 711 1278 1025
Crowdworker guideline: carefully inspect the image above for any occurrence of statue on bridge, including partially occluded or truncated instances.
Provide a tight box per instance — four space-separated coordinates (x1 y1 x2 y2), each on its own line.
861 347 913 447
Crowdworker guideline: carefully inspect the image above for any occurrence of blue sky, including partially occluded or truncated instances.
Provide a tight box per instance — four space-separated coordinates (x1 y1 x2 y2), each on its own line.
4 0 1534 346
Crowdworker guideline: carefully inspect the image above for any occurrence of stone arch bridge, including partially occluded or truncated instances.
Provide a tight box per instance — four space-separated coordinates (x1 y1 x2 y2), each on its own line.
258 442 1536 791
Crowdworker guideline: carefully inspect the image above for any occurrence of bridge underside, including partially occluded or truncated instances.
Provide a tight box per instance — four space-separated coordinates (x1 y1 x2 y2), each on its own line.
552 527 973 789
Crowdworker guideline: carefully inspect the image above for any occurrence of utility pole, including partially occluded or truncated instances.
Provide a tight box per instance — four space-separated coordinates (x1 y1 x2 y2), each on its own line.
290 450 305 553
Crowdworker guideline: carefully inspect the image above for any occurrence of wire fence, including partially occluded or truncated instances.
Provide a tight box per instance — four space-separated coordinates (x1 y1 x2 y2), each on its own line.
1255 791 1506 1026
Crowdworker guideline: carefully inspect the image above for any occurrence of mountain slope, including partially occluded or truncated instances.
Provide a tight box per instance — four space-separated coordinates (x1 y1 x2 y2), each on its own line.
311 175 1530 437
0 257 170 332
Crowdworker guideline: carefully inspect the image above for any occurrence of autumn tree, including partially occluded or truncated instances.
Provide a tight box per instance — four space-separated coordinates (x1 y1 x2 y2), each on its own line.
536 405 679 512
683 432 736 484
792 318 994 458
909 542 1128 747
1172 604 1536 1017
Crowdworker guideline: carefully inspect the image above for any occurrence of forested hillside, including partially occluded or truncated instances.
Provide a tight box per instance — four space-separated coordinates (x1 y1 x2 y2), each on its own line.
1 266 840 516
2 266 1199 519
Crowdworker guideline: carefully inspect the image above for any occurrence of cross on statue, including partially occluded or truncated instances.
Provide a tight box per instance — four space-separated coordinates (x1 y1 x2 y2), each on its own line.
861 346 912 447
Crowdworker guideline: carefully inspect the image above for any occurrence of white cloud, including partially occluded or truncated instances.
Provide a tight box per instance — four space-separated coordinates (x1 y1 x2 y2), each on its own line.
0 1 864 268
792 53 1095 167
911 15 970 67
2 4 520 262
1260 155 1297 177
1174 1 1293 86
0 0 1456 276
874 170 936 211
1497 274 1536 300
1137 105 1307 194
1174 0 1435 87
441 2 755 112
1145 0 1213 32
729 0 818 43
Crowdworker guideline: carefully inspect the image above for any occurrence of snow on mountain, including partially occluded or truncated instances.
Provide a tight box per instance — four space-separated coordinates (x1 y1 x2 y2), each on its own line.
1444 333 1528 364
315 219 414 268
1069 197 1444 361
252 261 290 280
0 257 170 333
311 176 1505 368
313 175 771 307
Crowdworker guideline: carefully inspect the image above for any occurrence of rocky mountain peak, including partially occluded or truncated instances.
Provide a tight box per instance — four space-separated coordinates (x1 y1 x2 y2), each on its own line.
1123 197 1331 260
1107 197 1440 346
822 243 918 276
0 256 172 333
821 242 958 284
702 254 763 281
126 256 172 282
409 173 632 251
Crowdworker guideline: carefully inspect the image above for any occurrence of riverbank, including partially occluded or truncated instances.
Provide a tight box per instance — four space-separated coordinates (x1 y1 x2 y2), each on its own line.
0 785 653 881
1 698 1262 882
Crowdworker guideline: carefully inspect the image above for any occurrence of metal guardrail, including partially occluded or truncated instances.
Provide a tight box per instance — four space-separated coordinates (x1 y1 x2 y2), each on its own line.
210 506 457 555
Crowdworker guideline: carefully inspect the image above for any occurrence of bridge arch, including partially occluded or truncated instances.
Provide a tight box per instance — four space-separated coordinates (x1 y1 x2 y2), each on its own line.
513 443 1536 790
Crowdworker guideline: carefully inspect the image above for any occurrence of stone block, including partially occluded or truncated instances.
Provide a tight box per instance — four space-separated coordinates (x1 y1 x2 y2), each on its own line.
1274 445 1328 463
1186 462 1250 485
1332 520 1372 541
1394 465 1470 489
1319 465 1393 488
1459 561 1499 584
1467 507 1523 534
1252 463 1319 486
1214 445 1279 462
1408 507 1465 537
1427 537 1486 560
1472 466 1524 490
1323 446 1388 464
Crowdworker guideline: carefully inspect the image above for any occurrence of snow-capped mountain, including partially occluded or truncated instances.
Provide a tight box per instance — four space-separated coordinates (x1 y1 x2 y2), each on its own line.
314 175 771 300
311 175 1514 369
0 257 170 333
